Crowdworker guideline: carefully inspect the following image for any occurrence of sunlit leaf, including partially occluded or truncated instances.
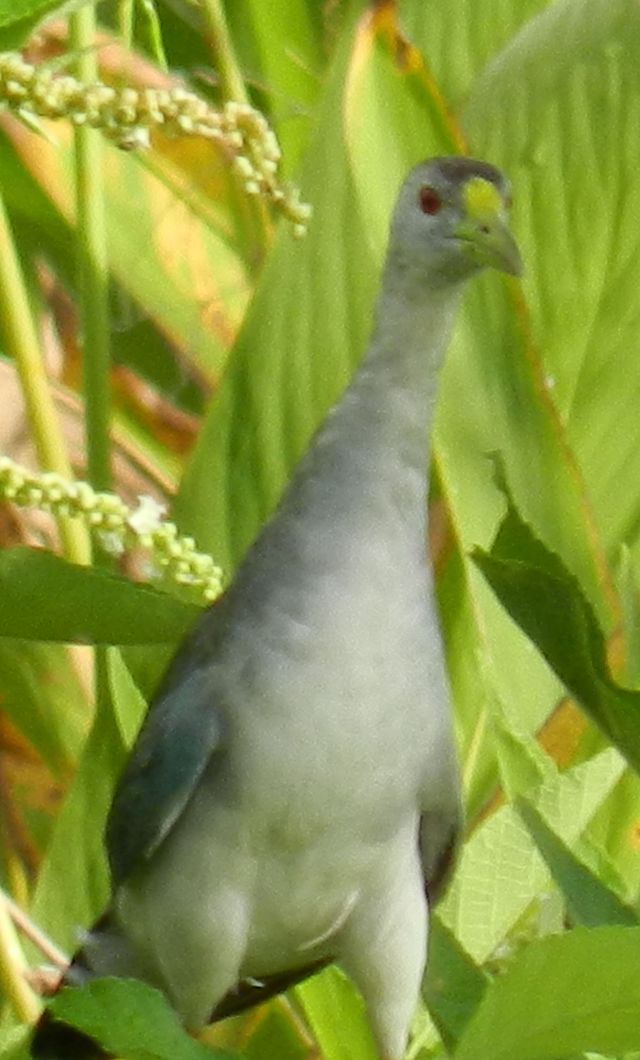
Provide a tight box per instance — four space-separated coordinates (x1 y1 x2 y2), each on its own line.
0 0 66 48
424 916 488 1050
31 657 127 949
0 547 199 645
454 926 640 1060
518 798 638 927
473 492 640 775
48 978 232 1060
295 967 377 1060
441 749 626 961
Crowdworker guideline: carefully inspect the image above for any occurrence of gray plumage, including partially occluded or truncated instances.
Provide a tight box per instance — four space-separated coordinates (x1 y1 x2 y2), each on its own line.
32 156 521 1060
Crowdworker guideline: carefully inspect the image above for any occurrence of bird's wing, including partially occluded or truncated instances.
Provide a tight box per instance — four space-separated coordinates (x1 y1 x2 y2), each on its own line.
106 637 225 886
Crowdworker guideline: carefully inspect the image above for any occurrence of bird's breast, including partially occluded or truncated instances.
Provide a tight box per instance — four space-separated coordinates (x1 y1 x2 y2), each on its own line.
217 565 452 851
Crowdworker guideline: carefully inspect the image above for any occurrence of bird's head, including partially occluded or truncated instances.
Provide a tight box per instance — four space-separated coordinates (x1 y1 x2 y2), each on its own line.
387 157 522 289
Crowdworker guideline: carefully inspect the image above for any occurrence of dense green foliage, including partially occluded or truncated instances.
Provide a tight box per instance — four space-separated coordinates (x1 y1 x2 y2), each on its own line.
1 1 640 1057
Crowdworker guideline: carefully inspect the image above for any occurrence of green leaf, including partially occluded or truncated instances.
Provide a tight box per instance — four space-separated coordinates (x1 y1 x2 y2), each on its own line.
440 748 626 961
0 0 67 48
107 646 149 750
0 548 199 645
225 0 324 172
30 671 126 951
402 0 551 109
175 6 378 572
16 128 249 382
473 493 640 775
0 1025 30 1060
453 926 640 1060
423 916 489 1050
0 639 86 772
48 978 233 1060
295 967 378 1060
517 798 638 928
242 1006 309 1060
464 0 640 596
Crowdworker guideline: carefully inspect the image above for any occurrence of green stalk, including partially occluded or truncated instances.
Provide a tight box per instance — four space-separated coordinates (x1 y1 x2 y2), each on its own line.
0 194 89 564
200 0 249 103
199 0 272 263
69 3 112 497
138 0 169 71
69 4 112 718
0 892 41 1023
118 0 134 47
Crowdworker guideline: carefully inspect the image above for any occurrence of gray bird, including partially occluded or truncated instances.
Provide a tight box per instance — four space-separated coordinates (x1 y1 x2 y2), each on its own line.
31 156 522 1060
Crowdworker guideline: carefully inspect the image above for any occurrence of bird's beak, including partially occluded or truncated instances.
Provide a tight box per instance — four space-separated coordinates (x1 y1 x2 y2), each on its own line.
455 215 523 277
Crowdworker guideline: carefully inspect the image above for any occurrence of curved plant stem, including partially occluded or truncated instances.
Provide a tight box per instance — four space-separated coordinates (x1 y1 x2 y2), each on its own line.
0 194 89 564
200 0 248 103
138 0 169 70
199 0 272 262
0 890 41 1023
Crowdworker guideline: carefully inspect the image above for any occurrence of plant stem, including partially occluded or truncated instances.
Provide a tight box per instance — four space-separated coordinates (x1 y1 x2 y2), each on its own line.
69 3 112 497
0 890 41 1023
199 0 272 263
199 0 249 104
1 888 68 969
69 4 112 718
138 0 168 71
0 195 89 564
118 0 134 47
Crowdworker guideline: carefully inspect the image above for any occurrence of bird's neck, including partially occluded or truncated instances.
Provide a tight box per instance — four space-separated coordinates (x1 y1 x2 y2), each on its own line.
237 275 463 611
354 269 462 463
275 274 462 552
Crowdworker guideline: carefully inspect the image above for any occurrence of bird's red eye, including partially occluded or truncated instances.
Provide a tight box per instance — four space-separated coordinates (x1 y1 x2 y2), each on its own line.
419 186 442 215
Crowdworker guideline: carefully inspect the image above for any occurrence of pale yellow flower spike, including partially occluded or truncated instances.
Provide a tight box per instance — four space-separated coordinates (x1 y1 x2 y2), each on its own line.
0 456 223 603
0 52 312 233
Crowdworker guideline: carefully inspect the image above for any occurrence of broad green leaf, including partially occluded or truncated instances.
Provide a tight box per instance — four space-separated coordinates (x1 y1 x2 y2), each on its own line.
241 1005 309 1060
465 0 640 586
0 1025 29 1060
0 0 62 24
473 497 640 775
0 547 199 645
175 6 377 571
453 926 640 1060
423 916 488 1051
295 967 377 1060
107 647 148 749
0 0 67 48
10 127 249 380
440 748 626 961
0 639 86 771
586 766 640 906
401 0 553 109
31 655 127 949
616 545 640 688
48 978 232 1060
518 798 638 928
226 0 324 171
490 706 555 802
